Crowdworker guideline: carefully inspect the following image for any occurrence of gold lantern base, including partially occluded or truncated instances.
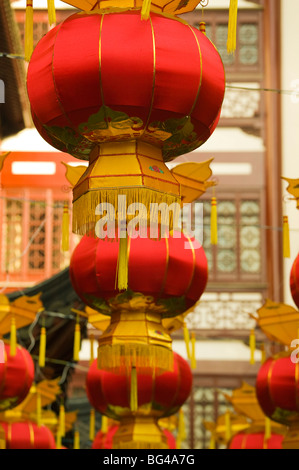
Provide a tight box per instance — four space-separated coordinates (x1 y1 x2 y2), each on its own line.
112 416 169 450
97 311 173 374
72 140 181 236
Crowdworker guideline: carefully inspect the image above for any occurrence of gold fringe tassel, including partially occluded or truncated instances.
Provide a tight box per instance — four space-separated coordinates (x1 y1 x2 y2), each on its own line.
265 417 271 440
183 323 191 360
47 0 56 26
36 390 42 427
97 343 173 375
101 416 108 434
73 316 81 362
10 315 16 357
25 1 34 62
209 432 216 449
62 202 69 252
56 431 62 449
59 403 65 437
39 326 46 368
117 234 128 291
190 332 196 370
141 0 151 20
130 365 138 412
114 440 169 450
210 196 218 245
249 329 255 365
283 215 290 258
73 430 80 449
89 408 95 441
225 410 232 443
227 0 238 55
72 188 180 236
176 408 186 449
89 334 94 366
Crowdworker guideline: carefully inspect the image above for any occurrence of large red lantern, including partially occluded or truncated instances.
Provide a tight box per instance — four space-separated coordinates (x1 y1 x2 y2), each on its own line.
256 352 299 449
0 343 34 411
27 10 225 236
86 351 192 419
229 431 283 449
86 351 190 448
70 231 207 372
0 421 56 449
290 253 299 308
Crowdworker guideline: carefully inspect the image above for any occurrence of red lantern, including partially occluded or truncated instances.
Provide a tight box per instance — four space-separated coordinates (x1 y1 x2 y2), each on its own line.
0 343 34 411
0 421 56 449
27 11 225 236
92 424 176 449
70 231 208 316
229 432 283 449
27 11 224 162
86 351 192 419
290 253 299 308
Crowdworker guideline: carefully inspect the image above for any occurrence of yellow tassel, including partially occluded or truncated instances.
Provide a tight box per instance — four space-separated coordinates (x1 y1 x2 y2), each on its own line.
225 410 232 443
183 323 191 360
39 326 46 368
89 408 95 441
210 197 218 245
56 431 62 449
249 329 255 365
10 315 16 357
141 0 151 20
73 430 80 449
176 408 186 449
209 432 216 449
261 343 266 364
59 403 65 437
190 332 196 370
227 0 238 55
89 334 94 366
47 0 56 26
36 390 42 427
101 416 108 434
130 365 138 412
265 417 271 440
62 202 69 252
199 21 206 35
283 215 290 258
25 1 34 62
73 317 81 362
117 234 128 291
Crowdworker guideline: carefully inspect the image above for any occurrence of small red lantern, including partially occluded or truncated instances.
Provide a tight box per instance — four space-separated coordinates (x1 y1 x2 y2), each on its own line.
256 352 299 449
290 253 299 308
0 421 56 449
86 351 192 419
229 431 283 449
0 343 34 411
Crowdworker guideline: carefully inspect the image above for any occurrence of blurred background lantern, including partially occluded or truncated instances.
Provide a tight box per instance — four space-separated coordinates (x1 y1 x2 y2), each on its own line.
0 342 34 411
256 351 299 449
27 10 225 237
229 431 284 450
70 231 208 373
0 421 56 449
86 351 192 448
290 253 299 309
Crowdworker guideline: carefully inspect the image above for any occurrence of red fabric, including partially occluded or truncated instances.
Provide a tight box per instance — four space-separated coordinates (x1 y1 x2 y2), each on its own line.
92 425 176 449
27 11 225 160
290 252 299 308
0 421 56 449
256 355 299 424
0 344 34 411
86 352 192 418
69 232 208 315
229 432 283 449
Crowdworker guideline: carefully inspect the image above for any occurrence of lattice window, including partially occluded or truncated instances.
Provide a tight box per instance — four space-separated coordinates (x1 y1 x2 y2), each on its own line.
28 201 46 272
2 199 23 274
202 196 263 282
181 387 234 449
